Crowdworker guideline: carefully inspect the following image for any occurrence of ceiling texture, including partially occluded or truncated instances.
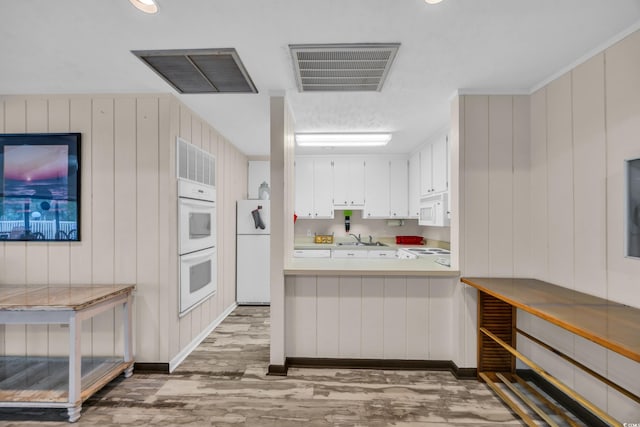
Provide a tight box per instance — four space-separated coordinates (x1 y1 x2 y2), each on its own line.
1 1 640 156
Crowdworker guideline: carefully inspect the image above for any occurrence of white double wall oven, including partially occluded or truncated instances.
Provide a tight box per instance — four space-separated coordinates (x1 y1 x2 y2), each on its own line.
177 137 217 316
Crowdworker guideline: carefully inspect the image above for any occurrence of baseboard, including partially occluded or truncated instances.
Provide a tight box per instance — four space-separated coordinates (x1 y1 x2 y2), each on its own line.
267 364 288 376
283 357 476 379
134 362 170 373
169 302 237 373
516 369 608 427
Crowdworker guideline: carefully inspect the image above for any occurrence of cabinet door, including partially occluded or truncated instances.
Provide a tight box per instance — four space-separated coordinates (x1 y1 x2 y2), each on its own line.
408 152 420 218
313 159 334 218
348 159 365 206
420 144 433 195
333 159 365 207
432 135 448 193
332 158 349 207
363 158 390 218
295 158 314 218
389 158 409 218
331 250 368 259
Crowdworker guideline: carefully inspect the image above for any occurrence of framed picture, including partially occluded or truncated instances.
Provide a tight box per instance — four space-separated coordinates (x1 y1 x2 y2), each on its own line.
0 133 81 241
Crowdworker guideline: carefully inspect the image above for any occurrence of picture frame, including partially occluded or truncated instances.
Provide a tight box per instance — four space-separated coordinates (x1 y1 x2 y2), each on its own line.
0 133 81 241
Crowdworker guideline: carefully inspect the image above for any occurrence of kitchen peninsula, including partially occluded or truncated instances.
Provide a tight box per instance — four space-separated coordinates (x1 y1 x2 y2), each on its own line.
280 236 463 375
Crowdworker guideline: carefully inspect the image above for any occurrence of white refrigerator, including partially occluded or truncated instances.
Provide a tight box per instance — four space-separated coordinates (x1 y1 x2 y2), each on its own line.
236 200 270 304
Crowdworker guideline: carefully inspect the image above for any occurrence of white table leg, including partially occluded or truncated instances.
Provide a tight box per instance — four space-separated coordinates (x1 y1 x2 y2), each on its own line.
67 405 81 423
123 294 134 378
68 314 82 422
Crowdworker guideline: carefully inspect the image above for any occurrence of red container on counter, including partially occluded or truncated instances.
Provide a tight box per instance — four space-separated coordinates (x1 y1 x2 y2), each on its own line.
395 235 424 245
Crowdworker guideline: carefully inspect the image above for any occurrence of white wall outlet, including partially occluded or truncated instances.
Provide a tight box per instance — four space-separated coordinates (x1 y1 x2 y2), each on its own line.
307 229 313 237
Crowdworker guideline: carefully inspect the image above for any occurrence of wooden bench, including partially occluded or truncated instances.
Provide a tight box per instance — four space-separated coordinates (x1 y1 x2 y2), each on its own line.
0 285 135 422
461 277 640 427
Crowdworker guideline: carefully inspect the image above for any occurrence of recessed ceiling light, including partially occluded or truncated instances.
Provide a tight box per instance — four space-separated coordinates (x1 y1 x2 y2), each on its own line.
295 133 392 147
129 0 158 14
425 0 443 4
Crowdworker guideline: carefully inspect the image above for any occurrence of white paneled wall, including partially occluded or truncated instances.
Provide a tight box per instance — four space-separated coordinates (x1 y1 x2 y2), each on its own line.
457 29 640 420
454 94 531 368
285 276 455 360
0 94 246 364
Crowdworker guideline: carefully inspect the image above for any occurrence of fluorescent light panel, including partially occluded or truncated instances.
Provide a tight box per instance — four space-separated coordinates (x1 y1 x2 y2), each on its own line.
296 133 392 147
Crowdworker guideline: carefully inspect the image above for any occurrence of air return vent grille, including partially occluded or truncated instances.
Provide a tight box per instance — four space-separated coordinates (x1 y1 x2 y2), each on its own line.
132 48 258 94
289 43 400 92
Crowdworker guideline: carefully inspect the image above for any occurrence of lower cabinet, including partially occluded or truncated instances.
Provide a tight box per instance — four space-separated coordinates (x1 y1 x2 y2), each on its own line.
367 249 397 258
293 249 332 258
331 250 368 258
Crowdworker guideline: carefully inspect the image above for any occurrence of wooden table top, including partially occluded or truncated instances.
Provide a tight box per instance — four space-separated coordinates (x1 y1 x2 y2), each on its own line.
461 277 640 363
0 285 135 311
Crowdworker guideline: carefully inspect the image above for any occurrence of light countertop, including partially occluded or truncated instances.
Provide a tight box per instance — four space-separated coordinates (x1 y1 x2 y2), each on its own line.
288 237 457 276
293 236 449 250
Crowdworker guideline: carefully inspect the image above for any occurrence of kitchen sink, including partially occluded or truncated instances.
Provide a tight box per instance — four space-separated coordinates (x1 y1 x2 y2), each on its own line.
337 241 387 246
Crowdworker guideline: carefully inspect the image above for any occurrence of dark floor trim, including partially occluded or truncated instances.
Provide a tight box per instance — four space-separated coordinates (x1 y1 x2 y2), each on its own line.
134 362 170 374
284 357 476 379
517 369 608 427
267 364 288 376
453 367 478 380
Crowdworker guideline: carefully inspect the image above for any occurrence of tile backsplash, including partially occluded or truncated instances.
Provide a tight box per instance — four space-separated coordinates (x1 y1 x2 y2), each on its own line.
294 211 450 243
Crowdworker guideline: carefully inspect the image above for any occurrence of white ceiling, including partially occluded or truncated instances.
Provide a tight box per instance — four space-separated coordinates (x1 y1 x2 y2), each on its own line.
1 1 639 156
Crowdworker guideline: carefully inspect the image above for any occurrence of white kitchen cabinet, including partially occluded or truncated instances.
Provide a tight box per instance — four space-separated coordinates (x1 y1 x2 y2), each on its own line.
313 159 334 218
389 158 409 218
363 158 390 218
293 249 332 258
420 135 448 196
408 152 420 218
295 158 314 218
420 144 433 196
333 158 365 208
331 249 368 258
367 249 398 258
294 158 334 219
432 135 448 193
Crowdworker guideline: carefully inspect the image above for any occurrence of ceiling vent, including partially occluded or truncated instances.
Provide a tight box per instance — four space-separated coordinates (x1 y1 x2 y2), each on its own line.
132 48 258 94
289 43 400 92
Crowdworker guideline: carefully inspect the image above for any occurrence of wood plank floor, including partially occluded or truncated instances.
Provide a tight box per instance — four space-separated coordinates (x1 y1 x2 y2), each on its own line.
0 306 528 426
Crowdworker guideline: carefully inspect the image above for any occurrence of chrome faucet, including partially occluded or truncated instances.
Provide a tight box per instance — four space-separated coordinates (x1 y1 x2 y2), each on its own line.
349 233 362 243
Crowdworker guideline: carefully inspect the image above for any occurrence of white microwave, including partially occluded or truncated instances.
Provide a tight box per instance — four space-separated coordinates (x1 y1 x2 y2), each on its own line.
419 193 450 227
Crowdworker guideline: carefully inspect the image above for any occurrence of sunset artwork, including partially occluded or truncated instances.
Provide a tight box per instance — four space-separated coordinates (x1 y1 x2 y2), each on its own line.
3 145 69 199
0 133 80 241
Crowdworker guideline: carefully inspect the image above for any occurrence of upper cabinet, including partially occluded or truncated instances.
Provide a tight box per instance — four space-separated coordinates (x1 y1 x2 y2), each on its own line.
333 158 365 208
408 152 420 218
363 158 390 218
389 158 409 218
432 135 448 193
294 158 334 219
295 154 412 220
420 135 448 196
